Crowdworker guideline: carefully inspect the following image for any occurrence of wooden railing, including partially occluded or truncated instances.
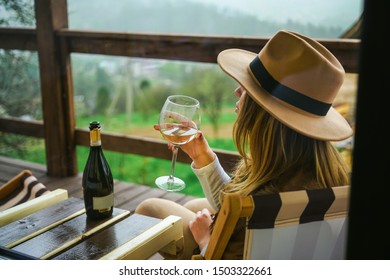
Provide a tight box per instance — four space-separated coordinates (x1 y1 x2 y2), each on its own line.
0 0 360 176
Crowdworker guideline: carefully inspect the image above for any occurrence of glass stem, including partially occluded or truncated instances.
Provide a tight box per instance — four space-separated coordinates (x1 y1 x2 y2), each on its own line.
168 145 179 184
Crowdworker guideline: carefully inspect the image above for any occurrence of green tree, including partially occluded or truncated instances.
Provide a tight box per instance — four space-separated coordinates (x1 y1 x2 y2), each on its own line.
0 0 37 118
133 79 174 121
95 86 111 115
0 0 34 26
180 67 236 137
0 0 39 158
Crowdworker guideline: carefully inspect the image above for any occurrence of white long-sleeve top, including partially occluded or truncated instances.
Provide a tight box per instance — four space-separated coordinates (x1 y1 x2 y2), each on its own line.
191 156 231 211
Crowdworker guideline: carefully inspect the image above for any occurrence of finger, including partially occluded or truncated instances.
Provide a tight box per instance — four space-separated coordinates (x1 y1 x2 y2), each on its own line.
153 124 160 131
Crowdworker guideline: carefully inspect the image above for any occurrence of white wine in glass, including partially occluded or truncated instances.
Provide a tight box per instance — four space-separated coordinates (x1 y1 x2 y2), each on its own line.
155 95 201 191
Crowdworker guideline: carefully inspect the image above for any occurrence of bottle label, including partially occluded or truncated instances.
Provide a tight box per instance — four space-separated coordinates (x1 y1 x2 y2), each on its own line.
93 193 114 212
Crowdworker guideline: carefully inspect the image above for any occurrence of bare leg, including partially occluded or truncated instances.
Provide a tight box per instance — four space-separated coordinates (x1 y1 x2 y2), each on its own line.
135 198 198 260
183 197 216 214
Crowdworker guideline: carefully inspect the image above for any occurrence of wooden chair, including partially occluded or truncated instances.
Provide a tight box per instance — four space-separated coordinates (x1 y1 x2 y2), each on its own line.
193 185 350 260
0 170 68 226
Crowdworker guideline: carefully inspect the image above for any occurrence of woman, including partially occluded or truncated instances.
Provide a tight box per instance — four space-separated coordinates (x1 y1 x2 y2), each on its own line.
135 30 353 259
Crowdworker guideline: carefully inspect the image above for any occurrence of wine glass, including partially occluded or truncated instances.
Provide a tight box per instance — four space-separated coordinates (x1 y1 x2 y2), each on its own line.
155 95 201 191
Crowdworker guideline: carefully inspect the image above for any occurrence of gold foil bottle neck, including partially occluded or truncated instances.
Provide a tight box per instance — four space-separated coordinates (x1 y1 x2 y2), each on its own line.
90 127 102 146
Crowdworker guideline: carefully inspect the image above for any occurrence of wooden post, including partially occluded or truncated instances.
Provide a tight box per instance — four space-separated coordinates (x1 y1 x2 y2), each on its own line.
34 0 77 176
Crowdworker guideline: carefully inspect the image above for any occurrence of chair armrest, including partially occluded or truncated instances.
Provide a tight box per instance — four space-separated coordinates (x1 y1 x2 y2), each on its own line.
0 170 32 200
202 193 244 260
0 188 68 227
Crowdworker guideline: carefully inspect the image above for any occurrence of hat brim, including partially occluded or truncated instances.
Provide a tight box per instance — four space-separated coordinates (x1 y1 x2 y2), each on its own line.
217 49 353 141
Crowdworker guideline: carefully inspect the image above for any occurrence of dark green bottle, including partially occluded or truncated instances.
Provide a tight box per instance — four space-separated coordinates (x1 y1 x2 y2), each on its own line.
82 121 114 220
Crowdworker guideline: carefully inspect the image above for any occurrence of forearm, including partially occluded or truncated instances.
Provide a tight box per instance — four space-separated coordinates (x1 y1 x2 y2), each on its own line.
191 148 216 170
192 156 231 211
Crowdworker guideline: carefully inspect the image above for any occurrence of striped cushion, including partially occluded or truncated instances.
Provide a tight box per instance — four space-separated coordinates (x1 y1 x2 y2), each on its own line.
248 186 349 229
0 173 50 211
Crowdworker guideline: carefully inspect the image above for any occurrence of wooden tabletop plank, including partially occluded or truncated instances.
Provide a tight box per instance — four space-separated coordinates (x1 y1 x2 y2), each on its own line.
100 215 183 260
0 197 85 247
11 207 130 259
0 189 69 227
52 213 161 260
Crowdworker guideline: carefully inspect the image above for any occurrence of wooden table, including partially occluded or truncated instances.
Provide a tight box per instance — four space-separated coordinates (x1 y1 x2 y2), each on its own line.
0 189 183 260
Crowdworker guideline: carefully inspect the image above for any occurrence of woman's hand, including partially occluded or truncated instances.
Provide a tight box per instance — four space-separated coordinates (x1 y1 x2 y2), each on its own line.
154 124 215 169
188 208 213 250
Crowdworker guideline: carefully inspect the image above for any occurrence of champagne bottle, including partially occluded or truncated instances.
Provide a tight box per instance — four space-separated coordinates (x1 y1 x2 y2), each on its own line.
82 121 114 220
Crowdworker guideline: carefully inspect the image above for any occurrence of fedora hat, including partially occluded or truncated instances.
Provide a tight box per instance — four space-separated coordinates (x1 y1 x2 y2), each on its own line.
217 30 353 141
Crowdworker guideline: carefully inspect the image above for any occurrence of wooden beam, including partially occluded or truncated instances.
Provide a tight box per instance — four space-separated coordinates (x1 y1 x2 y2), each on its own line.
58 30 262 63
0 27 37 50
35 0 77 176
0 118 44 137
75 129 240 173
58 29 360 73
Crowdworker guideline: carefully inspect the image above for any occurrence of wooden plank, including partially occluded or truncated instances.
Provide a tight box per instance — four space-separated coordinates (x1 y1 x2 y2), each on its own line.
11 207 129 259
0 118 44 137
0 188 68 227
41 175 83 194
100 215 183 260
59 29 360 73
0 27 37 50
0 245 39 260
0 197 85 247
112 181 144 206
52 213 161 260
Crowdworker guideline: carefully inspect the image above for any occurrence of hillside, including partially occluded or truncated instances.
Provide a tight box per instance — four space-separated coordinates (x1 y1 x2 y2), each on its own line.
68 0 363 38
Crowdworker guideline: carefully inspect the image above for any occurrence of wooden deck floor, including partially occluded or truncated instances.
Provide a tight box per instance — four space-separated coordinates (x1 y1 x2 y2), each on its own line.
0 155 197 213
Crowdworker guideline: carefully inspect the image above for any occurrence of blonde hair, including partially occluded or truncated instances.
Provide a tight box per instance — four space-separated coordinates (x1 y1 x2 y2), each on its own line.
220 94 350 202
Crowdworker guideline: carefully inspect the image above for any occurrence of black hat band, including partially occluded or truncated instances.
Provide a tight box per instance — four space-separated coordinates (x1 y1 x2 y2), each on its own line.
249 56 331 116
